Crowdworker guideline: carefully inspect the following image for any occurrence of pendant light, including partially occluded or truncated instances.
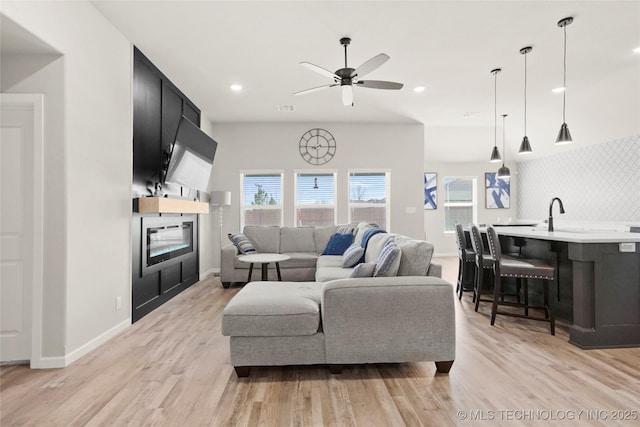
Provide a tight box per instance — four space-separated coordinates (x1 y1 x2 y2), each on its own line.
556 17 574 144
313 177 319 189
497 114 510 178
489 68 502 162
519 46 533 154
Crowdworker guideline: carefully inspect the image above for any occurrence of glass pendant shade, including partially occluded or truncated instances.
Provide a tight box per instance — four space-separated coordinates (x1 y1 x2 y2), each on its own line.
519 136 532 154
490 146 502 162
497 164 511 178
556 123 573 144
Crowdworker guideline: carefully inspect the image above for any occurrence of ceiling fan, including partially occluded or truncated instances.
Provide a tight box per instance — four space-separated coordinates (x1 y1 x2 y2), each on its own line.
294 37 404 106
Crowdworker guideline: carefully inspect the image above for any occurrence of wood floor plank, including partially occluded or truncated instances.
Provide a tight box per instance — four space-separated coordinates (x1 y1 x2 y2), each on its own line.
1 257 639 426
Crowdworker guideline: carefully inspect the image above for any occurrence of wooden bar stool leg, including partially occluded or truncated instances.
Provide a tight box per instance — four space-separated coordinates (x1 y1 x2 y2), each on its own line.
516 278 522 304
543 280 549 319
457 259 463 299
523 279 529 317
547 279 555 335
474 265 483 312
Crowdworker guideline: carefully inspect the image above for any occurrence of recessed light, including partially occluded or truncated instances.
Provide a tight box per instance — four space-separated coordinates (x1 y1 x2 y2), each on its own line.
633 46 640 53
230 84 243 92
552 86 566 93
413 86 426 93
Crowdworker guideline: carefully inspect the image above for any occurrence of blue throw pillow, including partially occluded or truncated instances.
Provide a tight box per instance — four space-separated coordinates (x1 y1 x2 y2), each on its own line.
341 243 365 268
322 233 354 255
228 232 257 254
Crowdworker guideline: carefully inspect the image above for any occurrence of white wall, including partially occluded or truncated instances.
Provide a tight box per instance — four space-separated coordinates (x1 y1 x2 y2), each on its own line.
203 122 424 270
3 1 132 364
424 161 519 256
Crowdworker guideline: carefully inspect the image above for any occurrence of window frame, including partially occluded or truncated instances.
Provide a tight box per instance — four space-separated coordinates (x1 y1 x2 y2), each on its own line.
442 176 478 233
293 170 338 227
239 170 284 229
347 169 391 231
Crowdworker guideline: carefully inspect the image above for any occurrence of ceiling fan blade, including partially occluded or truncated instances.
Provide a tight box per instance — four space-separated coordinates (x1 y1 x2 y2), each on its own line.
300 62 339 80
293 84 337 96
355 80 404 90
351 53 389 78
342 85 353 106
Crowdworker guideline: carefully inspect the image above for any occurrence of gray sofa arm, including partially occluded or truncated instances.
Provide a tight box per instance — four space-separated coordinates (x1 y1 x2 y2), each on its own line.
427 261 442 278
321 276 455 365
221 243 239 284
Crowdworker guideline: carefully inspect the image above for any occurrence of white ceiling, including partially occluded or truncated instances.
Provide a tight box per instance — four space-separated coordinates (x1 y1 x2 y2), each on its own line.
85 2 640 160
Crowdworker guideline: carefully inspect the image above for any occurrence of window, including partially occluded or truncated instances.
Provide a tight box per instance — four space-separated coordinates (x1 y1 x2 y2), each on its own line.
240 172 283 228
295 172 337 226
443 177 477 232
348 171 390 230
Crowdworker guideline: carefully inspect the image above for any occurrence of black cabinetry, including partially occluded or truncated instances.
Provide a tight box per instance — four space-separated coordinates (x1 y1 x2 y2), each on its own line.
132 47 202 322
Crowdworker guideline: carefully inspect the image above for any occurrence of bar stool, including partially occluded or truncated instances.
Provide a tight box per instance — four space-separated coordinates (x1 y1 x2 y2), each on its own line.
454 223 475 300
469 224 495 312
485 226 556 335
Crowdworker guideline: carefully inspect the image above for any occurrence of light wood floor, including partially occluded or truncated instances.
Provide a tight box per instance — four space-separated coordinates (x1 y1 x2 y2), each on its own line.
2 257 639 426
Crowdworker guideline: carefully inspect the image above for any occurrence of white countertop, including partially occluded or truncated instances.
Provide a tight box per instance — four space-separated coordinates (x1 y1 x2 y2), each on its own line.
493 226 640 244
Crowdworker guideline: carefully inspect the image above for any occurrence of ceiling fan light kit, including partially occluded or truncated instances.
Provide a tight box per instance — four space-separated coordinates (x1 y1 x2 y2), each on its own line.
294 37 404 106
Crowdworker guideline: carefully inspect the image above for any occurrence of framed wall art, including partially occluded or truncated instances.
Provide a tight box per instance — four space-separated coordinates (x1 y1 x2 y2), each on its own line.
485 172 510 209
424 173 437 210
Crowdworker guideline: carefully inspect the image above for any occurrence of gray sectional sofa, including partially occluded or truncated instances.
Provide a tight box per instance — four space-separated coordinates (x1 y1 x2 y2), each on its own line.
220 223 442 286
220 223 455 377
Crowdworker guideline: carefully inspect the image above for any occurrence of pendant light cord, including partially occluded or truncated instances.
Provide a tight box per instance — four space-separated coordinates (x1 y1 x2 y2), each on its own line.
562 24 567 123
494 71 498 148
524 52 527 135
502 114 507 166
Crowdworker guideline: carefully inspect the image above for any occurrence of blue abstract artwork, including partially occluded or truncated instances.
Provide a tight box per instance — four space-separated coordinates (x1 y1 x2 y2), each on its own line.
485 172 510 209
424 173 437 210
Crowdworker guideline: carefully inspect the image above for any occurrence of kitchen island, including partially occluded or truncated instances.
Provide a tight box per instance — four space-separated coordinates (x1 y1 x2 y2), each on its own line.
494 226 640 349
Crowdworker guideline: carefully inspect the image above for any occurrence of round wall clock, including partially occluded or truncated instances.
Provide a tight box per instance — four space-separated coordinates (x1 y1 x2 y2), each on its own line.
299 128 336 165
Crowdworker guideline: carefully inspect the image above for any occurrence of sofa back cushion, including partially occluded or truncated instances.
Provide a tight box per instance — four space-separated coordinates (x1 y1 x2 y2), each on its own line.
280 227 316 253
394 236 434 276
243 226 280 253
364 233 392 263
313 225 338 253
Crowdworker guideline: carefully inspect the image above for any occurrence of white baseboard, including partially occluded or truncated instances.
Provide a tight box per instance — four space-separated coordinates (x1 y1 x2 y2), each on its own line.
200 268 218 280
30 356 66 369
64 319 131 367
433 252 457 258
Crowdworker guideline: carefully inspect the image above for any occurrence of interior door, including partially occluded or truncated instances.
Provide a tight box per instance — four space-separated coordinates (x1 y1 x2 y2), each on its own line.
0 94 42 364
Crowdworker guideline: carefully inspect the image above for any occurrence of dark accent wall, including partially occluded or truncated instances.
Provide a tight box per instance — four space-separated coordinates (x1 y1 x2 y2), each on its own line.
132 47 202 322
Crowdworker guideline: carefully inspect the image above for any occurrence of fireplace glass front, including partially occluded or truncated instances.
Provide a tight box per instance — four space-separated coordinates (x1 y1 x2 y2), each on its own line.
146 221 193 267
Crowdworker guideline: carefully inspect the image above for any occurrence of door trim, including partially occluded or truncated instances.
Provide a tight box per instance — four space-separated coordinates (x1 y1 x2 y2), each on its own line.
1 93 44 368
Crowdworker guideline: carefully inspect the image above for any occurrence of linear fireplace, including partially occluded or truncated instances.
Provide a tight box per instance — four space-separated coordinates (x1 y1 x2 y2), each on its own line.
141 216 194 276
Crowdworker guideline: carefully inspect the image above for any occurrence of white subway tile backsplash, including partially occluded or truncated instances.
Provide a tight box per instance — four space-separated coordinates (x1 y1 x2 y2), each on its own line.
518 135 640 222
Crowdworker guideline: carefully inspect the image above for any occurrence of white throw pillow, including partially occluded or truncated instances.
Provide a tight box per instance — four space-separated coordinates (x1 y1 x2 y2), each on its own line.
373 238 401 277
341 243 365 268
350 262 376 278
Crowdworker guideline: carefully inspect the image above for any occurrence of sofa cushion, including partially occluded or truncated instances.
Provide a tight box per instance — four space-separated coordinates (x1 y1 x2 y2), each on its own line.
280 227 316 253
279 252 318 269
394 236 434 276
313 225 338 253
364 233 392 263
336 225 355 234
244 226 280 253
316 255 343 269
316 266 354 282
373 238 401 277
222 281 322 337
228 233 257 254
350 262 376 278
354 222 375 247
322 233 354 255
341 243 364 268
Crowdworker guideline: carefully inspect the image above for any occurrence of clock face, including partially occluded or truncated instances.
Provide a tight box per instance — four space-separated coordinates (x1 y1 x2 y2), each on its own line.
299 128 336 165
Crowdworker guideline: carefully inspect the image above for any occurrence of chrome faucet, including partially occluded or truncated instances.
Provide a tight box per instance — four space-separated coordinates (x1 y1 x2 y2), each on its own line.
548 197 565 232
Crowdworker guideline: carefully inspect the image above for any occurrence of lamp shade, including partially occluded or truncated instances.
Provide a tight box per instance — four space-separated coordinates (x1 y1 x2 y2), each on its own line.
519 136 533 154
497 165 511 178
555 123 573 144
210 190 231 206
489 146 502 162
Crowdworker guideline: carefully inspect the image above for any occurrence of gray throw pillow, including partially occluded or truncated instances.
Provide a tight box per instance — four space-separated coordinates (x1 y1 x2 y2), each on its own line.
341 243 365 268
350 262 376 278
228 233 257 254
373 238 401 277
